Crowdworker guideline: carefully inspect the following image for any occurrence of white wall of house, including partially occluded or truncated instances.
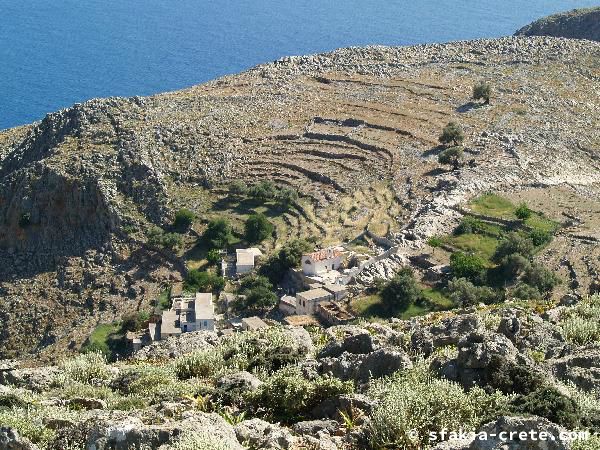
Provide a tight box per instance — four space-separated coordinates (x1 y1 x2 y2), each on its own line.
296 289 333 315
302 251 342 276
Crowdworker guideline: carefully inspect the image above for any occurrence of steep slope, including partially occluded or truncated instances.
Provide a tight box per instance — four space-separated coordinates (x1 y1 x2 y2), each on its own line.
515 7 600 41
0 36 599 359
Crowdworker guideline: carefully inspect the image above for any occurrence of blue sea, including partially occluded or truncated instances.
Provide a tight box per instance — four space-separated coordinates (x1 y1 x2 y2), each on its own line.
1 0 598 130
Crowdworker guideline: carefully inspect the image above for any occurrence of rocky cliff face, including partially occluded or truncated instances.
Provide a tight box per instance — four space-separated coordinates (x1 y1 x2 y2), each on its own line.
515 7 600 41
0 36 599 359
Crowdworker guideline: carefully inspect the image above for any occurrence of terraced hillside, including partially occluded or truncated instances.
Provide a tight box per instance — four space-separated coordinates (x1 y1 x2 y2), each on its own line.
0 36 599 359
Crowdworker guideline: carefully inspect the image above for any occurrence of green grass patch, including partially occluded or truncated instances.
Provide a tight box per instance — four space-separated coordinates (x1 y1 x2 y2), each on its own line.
443 233 500 263
526 213 559 234
469 194 516 219
351 288 453 321
156 288 171 312
82 322 124 358
422 287 454 310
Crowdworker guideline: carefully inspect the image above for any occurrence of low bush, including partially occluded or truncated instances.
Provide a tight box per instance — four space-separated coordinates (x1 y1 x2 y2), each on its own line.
245 366 353 422
184 270 225 293
560 295 600 345
446 278 500 307
493 233 535 261
173 208 195 230
485 355 544 395
511 387 583 429
244 213 274 243
174 349 226 380
367 362 508 449
162 432 233 450
515 203 532 221
454 216 485 235
56 352 113 386
203 218 234 249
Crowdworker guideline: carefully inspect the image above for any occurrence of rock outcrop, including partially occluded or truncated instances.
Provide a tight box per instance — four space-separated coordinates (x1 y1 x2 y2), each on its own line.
516 7 600 41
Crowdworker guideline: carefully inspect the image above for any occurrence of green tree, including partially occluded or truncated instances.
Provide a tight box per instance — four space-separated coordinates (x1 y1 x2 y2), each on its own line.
528 228 552 247
494 233 535 261
379 267 423 315
259 239 314 284
245 213 274 243
173 208 195 230
523 263 561 294
438 146 464 170
472 81 492 105
147 226 182 250
185 270 225 293
206 249 222 265
446 277 500 307
204 218 233 249
515 203 532 221
450 252 486 282
277 188 299 210
439 122 464 146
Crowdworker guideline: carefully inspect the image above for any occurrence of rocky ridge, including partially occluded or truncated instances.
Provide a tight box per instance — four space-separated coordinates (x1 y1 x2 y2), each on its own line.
515 7 600 41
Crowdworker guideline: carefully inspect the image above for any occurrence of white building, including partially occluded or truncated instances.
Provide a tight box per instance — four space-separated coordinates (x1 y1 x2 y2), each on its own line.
302 248 343 276
236 248 263 274
159 292 215 340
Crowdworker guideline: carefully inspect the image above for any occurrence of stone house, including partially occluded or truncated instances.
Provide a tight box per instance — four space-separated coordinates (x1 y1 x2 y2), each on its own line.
316 301 355 326
296 287 333 315
301 247 343 276
241 316 269 331
157 292 216 340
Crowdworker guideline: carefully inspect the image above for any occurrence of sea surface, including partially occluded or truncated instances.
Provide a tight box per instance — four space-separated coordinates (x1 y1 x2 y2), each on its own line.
1 0 598 130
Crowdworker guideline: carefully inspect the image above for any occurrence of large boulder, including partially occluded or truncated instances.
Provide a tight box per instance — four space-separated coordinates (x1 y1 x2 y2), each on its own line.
320 348 412 382
547 346 600 392
235 418 296 449
0 366 60 392
83 412 243 450
411 314 481 356
133 331 219 360
0 428 40 450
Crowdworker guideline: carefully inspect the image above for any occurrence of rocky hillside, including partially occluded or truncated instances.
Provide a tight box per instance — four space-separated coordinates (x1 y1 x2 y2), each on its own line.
515 7 600 41
0 36 599 359
1 299 599 449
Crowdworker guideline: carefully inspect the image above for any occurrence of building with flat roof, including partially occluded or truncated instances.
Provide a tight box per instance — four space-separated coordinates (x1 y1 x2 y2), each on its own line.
158 292 215 340
241 316 269 331
236 248 263 274
296 287 333 315
279 295 297 316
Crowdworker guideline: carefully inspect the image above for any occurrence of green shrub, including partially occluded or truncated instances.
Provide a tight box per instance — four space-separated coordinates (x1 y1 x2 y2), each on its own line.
528 228 552 247
498 253 531 280
184 270 224 293
368 362 508 449
511 387 583 429
245 366 353 422
379 267 423 315
485 355 545 395
446 277 500 307
259 239 313 283
57 352 113 386
249 181 277 203
560 296 600 345
163 432 238 450
244 213 274 243
0 408 56 448
276 187 299 209
147 226 182 250
229 180 248 196
206 248 222 265
203 218 233 249
439 122 464 147
427 236 443 248
472 81 492 104
515 203 532 221
449 252 486 283
174 208 195 230
510 282 541 301
174 349 226 380
216 327 309 375
454 216 485 235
